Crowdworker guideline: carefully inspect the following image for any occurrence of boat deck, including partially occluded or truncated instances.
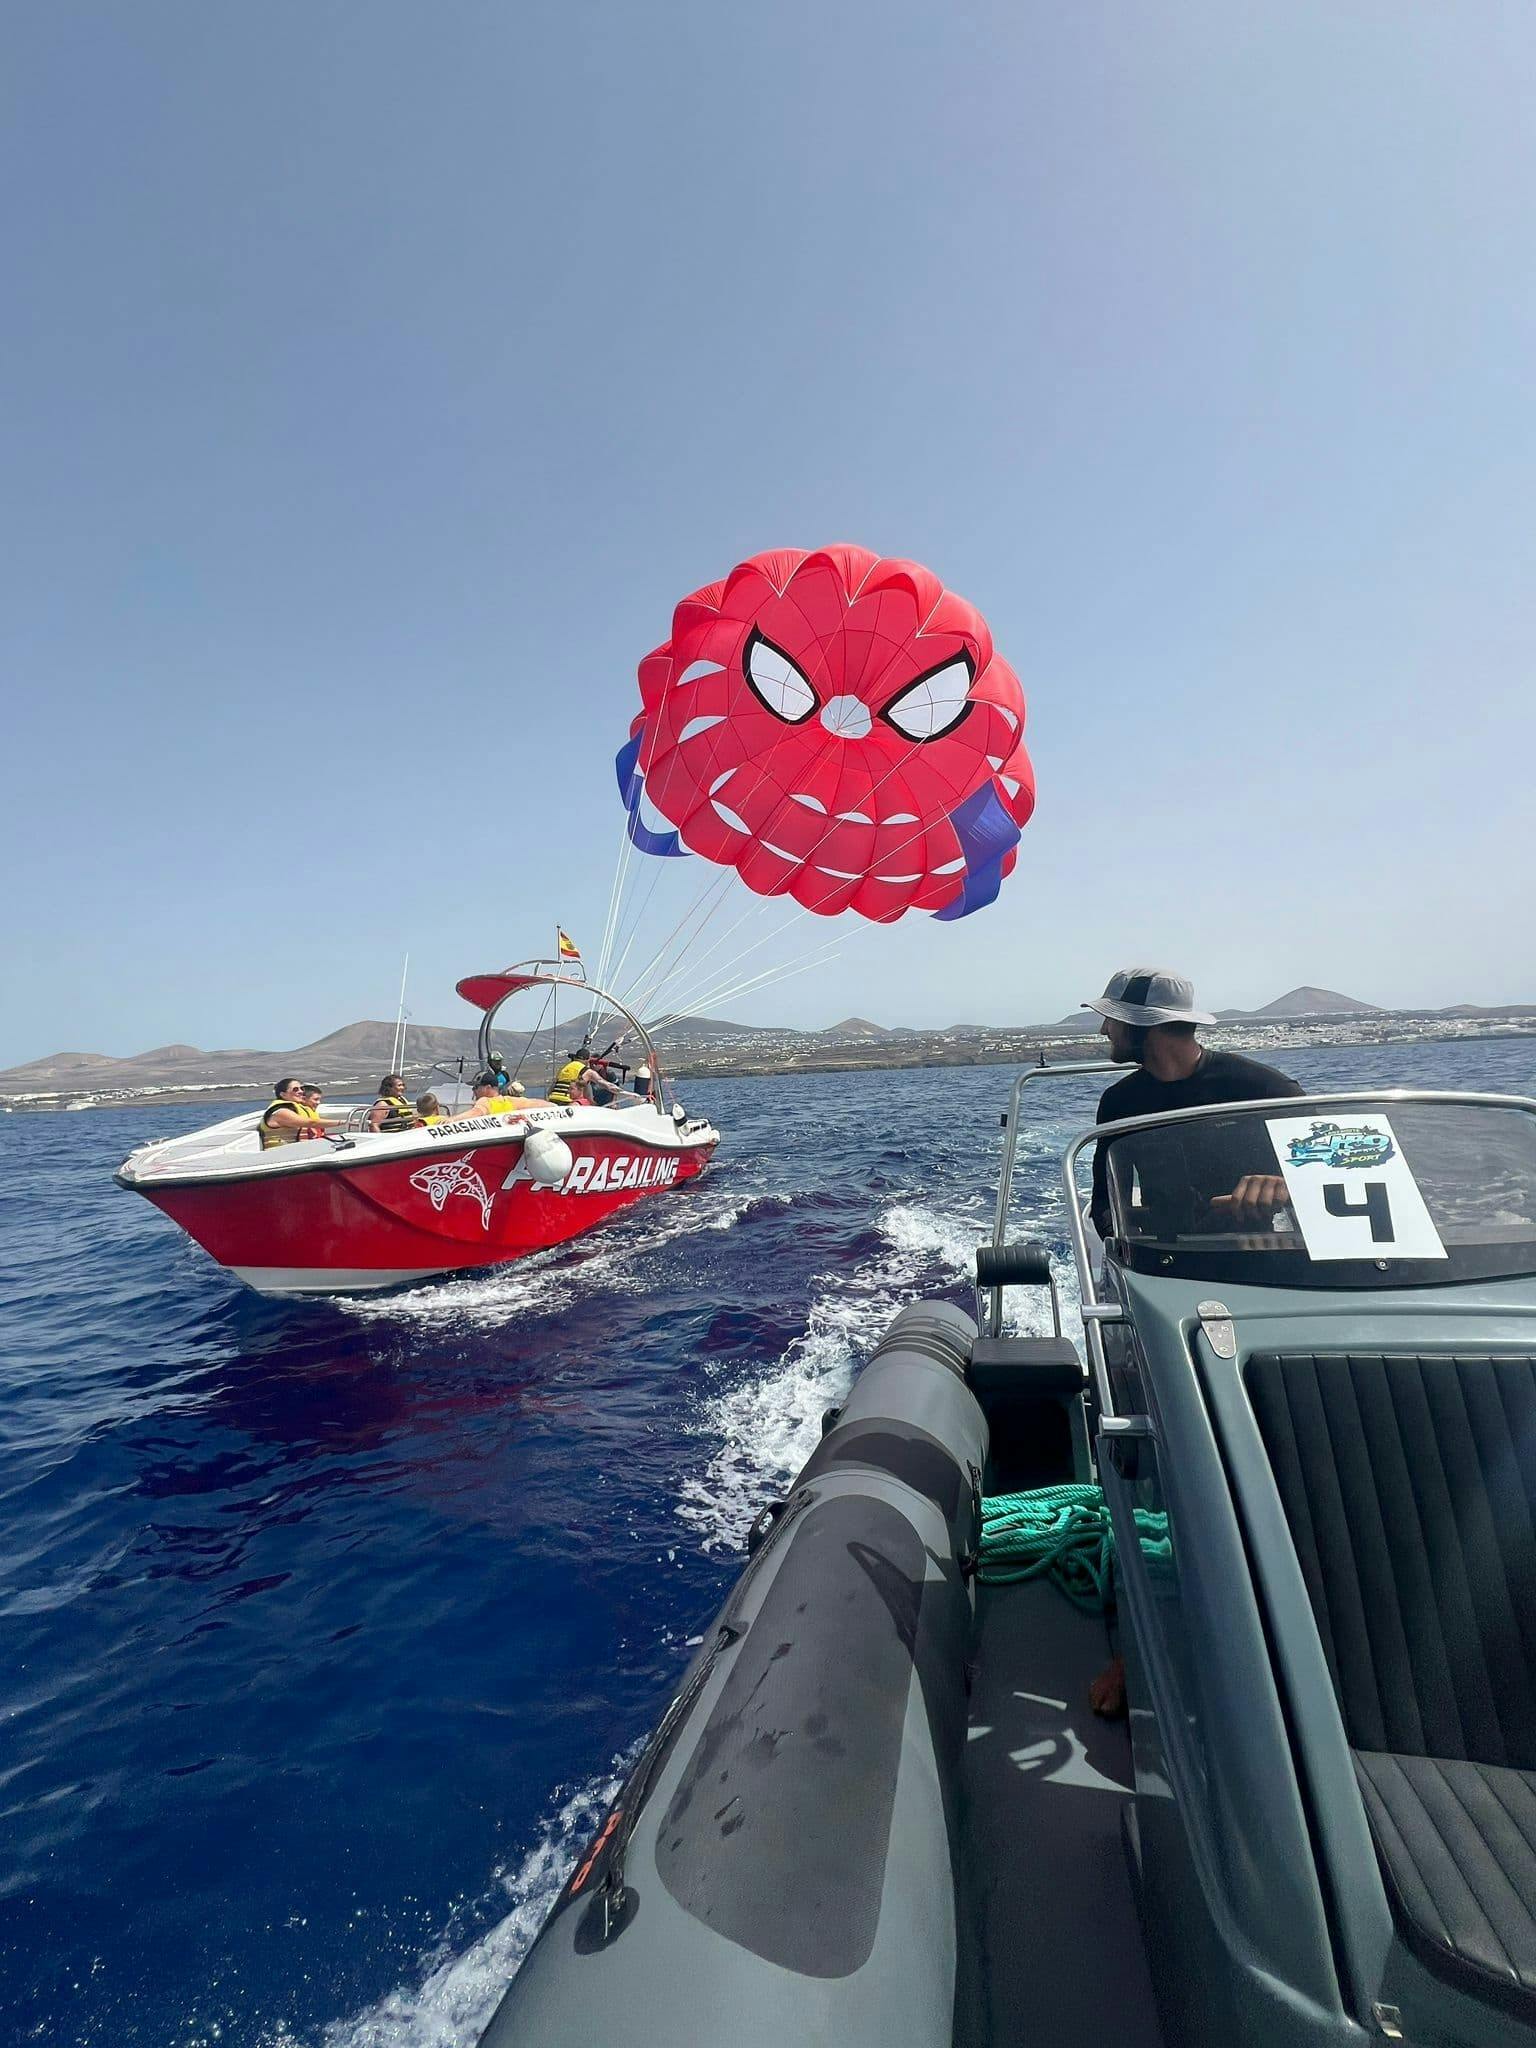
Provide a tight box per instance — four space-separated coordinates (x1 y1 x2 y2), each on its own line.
960 1577 1163 2046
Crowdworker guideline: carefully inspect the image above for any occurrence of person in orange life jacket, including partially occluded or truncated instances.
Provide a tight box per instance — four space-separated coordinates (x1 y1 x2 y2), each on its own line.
369 1074 420 1133
258 1077 327 1148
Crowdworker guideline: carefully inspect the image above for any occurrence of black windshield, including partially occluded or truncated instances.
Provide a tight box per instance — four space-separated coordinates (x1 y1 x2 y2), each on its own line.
1101 1098 1536 1289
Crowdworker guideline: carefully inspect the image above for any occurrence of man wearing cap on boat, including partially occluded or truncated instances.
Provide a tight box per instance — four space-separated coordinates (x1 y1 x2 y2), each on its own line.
1086 967 1302 1239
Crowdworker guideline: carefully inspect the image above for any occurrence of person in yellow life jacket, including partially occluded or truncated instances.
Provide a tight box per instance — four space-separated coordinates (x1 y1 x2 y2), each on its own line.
258 1077 325 1149
547 1052 592 1107
415 1092 446 1124
369 1074 421 1134
454 1072 528 1116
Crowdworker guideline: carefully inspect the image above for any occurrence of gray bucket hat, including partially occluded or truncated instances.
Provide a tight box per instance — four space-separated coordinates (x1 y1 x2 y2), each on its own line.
1084 967 1216 1028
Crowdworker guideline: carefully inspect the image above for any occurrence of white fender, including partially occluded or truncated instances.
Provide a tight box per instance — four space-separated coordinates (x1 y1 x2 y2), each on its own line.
522 1126 574 1189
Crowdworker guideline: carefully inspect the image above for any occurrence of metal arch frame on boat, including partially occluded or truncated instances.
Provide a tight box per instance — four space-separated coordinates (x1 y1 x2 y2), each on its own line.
469 964 676 1116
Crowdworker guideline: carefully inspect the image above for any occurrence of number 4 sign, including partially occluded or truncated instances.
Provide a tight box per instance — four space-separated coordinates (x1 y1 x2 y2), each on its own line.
1265 1112 1446 1262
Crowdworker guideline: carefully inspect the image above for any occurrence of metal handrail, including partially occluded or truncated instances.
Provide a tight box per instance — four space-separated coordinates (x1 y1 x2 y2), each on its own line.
1057 1088 1536 1422
982 1058 1129 1335
990 1058 1128 1248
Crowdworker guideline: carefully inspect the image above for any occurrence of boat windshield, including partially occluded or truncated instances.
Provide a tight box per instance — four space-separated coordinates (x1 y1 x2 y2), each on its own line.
1099 1096 1536 1288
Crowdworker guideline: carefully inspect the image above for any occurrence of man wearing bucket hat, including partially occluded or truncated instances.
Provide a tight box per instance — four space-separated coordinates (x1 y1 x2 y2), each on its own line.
1086 967 1301 1238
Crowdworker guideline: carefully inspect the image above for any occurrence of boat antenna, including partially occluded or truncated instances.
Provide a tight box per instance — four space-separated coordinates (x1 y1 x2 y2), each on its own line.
390 953 410 1075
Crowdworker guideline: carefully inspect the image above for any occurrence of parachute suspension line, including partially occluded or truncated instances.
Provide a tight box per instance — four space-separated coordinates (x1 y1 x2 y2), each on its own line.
642 898 892 1058
648 946 841 1041
582 881 735 1057
626 900 820 1034
590 809 640 1018
630 846 897 1030
597 866 737 1040
585 852 670 1044
614 888 786 1033
646 907 880 1039
646 941 844 1041
591 691 678 1012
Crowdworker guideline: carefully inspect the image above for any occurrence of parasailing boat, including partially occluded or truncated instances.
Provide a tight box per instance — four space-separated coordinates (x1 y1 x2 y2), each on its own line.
115 967 718 1296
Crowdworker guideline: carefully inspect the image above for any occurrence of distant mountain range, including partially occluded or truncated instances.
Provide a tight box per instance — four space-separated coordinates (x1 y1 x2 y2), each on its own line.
4 986 1534 1098
1049 984 1384 1031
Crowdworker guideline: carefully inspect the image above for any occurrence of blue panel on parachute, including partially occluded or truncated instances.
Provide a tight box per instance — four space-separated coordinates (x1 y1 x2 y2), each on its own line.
615 735 687 859
932 783 1021 922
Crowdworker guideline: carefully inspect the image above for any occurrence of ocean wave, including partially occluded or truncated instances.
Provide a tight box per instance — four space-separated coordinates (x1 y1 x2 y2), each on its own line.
258 1762 630 2048
675 1193 991 1552
334 1178 758 1331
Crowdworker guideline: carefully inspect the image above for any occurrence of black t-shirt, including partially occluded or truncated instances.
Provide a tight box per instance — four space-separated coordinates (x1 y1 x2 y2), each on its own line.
1089 1049 1303 1238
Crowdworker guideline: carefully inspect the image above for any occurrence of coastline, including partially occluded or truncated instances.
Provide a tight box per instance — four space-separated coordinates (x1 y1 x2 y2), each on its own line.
10 1019 1534 1113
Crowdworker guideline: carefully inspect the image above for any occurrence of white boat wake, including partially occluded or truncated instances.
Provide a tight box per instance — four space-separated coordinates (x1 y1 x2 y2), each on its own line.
259 1763 631 2048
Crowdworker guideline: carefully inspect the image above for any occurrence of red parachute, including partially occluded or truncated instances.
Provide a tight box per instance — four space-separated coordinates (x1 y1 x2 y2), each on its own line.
616 546 1035 923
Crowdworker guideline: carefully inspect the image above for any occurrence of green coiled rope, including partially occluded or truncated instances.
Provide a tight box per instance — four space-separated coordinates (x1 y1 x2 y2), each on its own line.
978 1482 1171 1610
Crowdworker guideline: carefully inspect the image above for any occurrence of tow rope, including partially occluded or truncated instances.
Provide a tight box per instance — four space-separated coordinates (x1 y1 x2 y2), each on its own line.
978 1483 1170 1610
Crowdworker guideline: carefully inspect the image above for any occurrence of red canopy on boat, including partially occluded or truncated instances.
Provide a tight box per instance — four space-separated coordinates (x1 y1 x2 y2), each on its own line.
456 972 540 1012
455 970 589 1013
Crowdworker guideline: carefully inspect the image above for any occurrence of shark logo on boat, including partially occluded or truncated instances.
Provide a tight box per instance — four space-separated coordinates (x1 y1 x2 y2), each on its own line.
408 1155 494 1231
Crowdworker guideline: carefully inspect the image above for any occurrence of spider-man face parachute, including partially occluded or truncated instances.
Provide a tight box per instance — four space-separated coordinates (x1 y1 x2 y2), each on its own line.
616 546 1035 923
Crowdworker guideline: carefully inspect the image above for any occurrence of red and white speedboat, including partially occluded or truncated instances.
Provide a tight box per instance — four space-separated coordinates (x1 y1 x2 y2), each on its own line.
115 969 719 1296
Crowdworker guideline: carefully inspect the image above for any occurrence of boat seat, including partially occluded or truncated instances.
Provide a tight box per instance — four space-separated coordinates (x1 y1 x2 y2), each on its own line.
1247 1350 1536 2018
968 1335 1085 1398
970 1336 1092 1490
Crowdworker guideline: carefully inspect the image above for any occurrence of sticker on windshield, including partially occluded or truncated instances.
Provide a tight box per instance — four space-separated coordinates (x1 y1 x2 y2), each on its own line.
1265 1113 1446 1261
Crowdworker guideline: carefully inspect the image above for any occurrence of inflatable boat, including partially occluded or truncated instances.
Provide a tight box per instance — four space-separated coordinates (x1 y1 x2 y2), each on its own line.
478 1074 1536 2046
115 968 718 1295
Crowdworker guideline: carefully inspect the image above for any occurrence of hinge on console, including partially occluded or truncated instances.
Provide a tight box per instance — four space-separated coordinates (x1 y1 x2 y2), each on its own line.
1196 1299 1237 1360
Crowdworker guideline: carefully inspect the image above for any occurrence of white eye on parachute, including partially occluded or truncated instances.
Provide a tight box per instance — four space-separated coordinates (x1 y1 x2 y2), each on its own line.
743 630 818 725
880 653 976 742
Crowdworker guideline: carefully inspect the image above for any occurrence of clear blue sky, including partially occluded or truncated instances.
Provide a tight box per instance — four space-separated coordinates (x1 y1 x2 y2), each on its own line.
3 2 1533 1066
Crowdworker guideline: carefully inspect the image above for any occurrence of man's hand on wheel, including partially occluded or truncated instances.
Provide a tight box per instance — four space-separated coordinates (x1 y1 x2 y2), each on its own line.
1208 1174 1289 1228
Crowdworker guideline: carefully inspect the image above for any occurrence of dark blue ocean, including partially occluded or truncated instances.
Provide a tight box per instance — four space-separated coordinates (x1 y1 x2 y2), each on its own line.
4 1040 1533 2048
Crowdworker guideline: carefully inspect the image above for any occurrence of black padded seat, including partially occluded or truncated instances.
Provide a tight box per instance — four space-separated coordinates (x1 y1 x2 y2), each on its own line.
1355 1752 1536 2002
1247 1351 1536 2016
968 1335 1085 1399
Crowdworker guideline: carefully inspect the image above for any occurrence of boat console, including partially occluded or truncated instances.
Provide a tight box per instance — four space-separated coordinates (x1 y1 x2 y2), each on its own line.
476 1082 1536 2048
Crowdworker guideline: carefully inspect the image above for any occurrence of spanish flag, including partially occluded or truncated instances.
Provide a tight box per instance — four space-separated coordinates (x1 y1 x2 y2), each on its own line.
557 929 582 963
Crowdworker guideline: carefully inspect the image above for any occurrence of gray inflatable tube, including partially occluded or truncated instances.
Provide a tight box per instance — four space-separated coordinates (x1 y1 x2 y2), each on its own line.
479 1300 986 2048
